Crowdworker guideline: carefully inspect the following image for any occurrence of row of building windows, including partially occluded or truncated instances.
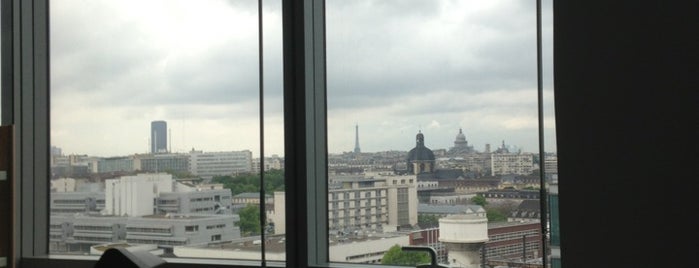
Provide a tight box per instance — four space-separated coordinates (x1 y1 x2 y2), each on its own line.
190 197 214 202
193 207 215 212
206 224 226 230
72 236 113 242
330 190 386 200
330 199 384 208
126 227 172 234
485 242 540 260
126 239 187 246
329 208 386 216
331 221 386 229
329 214 386 221
74 225 113 231
53 199 88 204
489 229 539 242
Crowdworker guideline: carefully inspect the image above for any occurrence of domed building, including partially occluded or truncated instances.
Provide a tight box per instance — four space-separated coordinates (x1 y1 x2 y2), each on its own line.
406 131 436 175
449 128 475 154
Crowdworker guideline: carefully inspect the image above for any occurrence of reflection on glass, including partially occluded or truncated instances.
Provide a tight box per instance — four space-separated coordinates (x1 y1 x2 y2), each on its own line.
326 0 551 266
48 0 285 261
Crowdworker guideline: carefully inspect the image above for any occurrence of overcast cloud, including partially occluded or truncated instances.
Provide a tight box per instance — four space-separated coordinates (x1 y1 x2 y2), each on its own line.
50 0 554 158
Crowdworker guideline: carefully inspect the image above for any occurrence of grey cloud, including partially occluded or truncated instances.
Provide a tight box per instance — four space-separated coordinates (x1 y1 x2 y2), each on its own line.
326 0 540 112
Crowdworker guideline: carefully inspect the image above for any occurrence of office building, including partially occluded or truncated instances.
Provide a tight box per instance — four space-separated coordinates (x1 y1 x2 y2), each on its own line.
270 173 417 235
157 190 233 215
189 149 253 177
135 153 190 174
95 156 135 174
125 214 241 249
150 120 167 154
104 173 174 217
50 191 105 215
490 153 535 176
49 214 240 254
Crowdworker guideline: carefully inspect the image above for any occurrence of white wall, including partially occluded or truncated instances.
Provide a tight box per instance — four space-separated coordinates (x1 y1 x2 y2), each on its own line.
105 173 173 216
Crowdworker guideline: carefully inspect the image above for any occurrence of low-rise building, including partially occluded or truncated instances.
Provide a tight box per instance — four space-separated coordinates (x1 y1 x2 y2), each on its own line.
484 221 543 265
173 232 410 264
50 191 105 214
491 153 534 176
189 150 253 178
50 213 241 254
157 189 233 215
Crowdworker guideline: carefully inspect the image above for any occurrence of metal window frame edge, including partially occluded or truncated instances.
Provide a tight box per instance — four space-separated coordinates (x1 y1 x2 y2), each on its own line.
17 0 50 260
12 0 311 267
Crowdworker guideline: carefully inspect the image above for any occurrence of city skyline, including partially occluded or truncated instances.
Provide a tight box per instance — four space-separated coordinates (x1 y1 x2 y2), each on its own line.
51 125 543 158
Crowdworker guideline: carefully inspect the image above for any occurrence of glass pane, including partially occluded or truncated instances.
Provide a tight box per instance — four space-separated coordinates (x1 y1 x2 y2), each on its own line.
541 0 560 267
49 0 284 262
326 0 549 266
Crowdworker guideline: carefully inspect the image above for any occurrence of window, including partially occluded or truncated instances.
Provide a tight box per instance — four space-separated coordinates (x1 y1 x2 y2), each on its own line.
45 0 284 264
7 0 555 267
325 0 553 266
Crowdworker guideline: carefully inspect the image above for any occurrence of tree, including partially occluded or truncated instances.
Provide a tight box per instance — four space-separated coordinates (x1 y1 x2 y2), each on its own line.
237 204 261 236
471 195 487 206
486 208 507 222
381 244 431 266
418 214 440 228
212 169 285 196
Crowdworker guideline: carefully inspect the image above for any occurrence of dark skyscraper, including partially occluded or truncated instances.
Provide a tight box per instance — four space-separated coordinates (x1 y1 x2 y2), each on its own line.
151 120 167 154
354 124 361 153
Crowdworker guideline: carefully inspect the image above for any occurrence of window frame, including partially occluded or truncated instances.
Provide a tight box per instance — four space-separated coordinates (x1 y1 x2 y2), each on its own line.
9 0 329 268
4 0 550 268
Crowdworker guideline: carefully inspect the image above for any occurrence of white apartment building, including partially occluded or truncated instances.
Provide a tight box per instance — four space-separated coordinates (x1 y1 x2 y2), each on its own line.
105 173 174 217
490 153 534 176
269 173 418 235
189 150 253 177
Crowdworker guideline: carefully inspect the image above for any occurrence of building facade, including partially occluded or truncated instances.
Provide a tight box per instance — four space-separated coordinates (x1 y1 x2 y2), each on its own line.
189 150 253 177
104 173 174 217
491 153 535 176
484 221 543 264
157 189 233 215
50 214 240 254
50 191 105 214
150 120 167 154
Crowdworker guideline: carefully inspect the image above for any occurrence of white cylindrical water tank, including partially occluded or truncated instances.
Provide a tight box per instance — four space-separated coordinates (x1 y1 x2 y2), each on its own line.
438 213 488 243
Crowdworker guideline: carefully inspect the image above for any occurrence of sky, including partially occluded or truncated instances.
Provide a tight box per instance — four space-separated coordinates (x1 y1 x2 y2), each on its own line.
49 0 555 158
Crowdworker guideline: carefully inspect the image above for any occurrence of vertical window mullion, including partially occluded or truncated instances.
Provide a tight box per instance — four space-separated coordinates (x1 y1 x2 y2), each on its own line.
17 0 50 258
282 0 327 267
310 0 328 265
